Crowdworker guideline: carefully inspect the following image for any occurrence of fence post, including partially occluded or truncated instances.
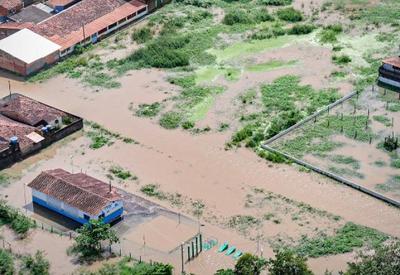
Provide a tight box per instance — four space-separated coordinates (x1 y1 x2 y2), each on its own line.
195 236 199 256
191 241 195 259
181 243 184 274
199 234 202 253
187 246 190 262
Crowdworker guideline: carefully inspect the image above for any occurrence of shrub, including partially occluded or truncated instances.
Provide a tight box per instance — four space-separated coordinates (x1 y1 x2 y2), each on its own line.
131 27 153 44
383 135 398 152
159 112 183 129
21 251 50 275
235 253 267 275
259 0 292 5
319 24 343 43
332 54 352 65
182 121 195 129
0 249 14 275
276 7 303 22
109 166 132 180
223 10 251 25
136 102 162 117
288 24 316 35
0 200 34 236
267 250 313 275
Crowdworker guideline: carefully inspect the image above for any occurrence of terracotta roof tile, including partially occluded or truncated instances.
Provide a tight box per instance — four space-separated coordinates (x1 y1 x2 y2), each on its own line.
0 94 67 126
28 169 122 215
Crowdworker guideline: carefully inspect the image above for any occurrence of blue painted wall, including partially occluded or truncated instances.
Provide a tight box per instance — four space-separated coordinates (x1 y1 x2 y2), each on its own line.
32 195 123 225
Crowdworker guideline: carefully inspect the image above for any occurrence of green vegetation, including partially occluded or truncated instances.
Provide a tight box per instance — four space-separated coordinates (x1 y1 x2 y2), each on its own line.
71 219 119 260
81 257 173 275
21 251 50 275
0 249 14 275
276 7 303 22
332 54 352 65
246 60 297 72
131 27 153 44
109 166 136 180
259 0 293 6
0 173 10 186
376 175 400 194
229 75 340 152
344 241 400 275
140 184 183 206
293 222 388 257
136 102 162 118
276 114 372 158
227 215 261 233
0 200 35 236
319 24 343 44
329 155 360 170
373 115 392 127
159 112 183 129
267 250 313 275
85 121 138 149
287 24 315 35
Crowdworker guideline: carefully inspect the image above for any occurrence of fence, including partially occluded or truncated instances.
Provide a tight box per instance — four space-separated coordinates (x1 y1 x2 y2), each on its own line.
261 85 400 208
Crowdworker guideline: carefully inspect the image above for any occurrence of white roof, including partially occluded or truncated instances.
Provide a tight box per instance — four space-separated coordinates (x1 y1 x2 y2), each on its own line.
0 29 61 64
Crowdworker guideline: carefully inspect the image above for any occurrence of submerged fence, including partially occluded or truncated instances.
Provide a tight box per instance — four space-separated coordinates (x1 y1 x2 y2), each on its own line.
261 86 400 208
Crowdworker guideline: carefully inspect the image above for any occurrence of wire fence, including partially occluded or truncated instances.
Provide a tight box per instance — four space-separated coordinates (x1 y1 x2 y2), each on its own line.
262 85 400 208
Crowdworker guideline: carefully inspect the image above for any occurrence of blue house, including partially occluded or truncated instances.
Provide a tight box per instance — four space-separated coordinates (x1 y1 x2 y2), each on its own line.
28 169 123 224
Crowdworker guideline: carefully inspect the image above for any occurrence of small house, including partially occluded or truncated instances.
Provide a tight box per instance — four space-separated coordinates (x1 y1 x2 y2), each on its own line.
378 56 400 92
0 0 23 21
28 169 124 224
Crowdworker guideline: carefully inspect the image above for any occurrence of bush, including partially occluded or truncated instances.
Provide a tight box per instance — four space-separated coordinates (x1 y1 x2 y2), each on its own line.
159 112 183 129
0 249 14 275
267 250 313 275
0 200 34 236
259 0 292 5
319 24 343 43
136 102 162 117
276 7 303 22
288 24 316 35
332 54 352 65
235 253 267 275
131 27 153 44
21 251 50 275
223 10 251 25
182 121 195 129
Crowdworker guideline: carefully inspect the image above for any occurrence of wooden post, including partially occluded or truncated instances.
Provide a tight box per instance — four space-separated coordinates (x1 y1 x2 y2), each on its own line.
199 234 203 253
187 246 190 261
392 118 394 128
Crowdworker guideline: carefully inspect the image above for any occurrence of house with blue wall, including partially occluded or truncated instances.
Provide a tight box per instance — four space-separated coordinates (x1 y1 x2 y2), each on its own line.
28 169 123 224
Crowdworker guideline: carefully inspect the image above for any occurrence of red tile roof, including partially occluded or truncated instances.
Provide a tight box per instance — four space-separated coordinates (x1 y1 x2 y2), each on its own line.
0 94 67 127
383 56 400 69
28 169 122 215
48 0 78 7
0 114 36 151
32 0 146 50
0 0 22 10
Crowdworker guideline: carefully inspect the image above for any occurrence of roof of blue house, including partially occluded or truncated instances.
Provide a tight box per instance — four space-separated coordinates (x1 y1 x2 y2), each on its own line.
28 169 122 215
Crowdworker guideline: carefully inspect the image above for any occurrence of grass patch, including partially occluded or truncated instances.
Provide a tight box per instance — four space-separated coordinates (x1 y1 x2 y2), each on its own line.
246 60 297 72
293 222 389 258
140 184 183 206
85 121 137 149
159 112 183 129
136 102 162 118
376 175 400 194
373 115 392 127
329 155 360 170
109 166 136 180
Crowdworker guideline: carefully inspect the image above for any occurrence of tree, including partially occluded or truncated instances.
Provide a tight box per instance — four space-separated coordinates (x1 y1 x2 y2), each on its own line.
71 219 119 259
215 269 234 275
344 242 400 275
0 249 14 275
267 250 313 275
20 251 50 275
235 253 267 275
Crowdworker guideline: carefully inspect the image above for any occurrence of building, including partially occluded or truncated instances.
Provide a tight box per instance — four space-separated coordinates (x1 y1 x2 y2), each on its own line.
28 169 124 224
0 28 60 75
32 0 148 56
0 0 23 21
139 0 171 12
0 93 83 168
378 56 400 92
48 0 81 13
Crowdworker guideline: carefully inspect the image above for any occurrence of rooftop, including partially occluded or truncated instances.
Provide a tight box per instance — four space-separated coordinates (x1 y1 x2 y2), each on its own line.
0 93 67 127
32 0 145 50
383 56 400 69
0 0 22 10
9 5 52 24
28 169 122 215
0 114 36 151
0 28 61 64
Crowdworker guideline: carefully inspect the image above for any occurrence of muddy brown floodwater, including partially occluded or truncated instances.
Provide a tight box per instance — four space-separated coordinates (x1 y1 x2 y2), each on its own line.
0 67 399 275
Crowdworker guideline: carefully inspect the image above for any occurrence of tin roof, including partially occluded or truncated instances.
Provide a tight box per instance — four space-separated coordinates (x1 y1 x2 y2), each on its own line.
0 29 60 64
28 169 122 215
